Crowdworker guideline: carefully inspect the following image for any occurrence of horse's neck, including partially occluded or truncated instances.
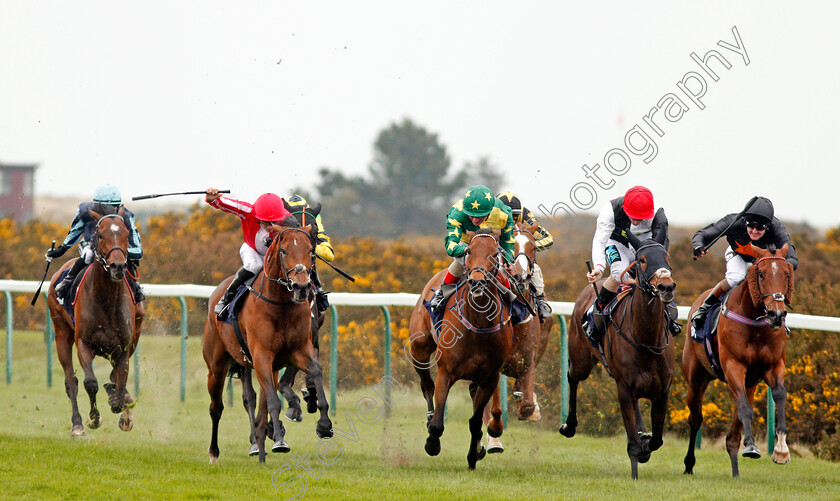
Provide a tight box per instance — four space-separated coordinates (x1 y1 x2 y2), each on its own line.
626 289 665 340
729 281 758 317
86 265 127 305
255 269 293 301
461 288 502 329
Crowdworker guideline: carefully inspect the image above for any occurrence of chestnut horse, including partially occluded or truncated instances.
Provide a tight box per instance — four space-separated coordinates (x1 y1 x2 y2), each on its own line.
482 221 552 453
48 207 144 436
203 218 333 464
682 243 794 478
559 231 675 479
408 229 515 470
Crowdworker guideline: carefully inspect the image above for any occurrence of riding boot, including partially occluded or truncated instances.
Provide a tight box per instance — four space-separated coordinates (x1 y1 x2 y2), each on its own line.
691 293 721 333
591 287 617 345
535 293 552 319
310 268 329 312
666 302 681 335
55 258 87 304
215 267 256 320
430 283 457 312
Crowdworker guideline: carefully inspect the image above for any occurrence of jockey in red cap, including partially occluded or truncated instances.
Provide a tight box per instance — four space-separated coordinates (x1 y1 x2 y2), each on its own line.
205 187 292 319
584 186 680 343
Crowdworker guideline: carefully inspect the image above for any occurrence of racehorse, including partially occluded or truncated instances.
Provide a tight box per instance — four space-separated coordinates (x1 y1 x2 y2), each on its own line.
482 221 552 453
558 231 675 479
203 217 333 464
682 243 794 478
408 229 515 469
47 207 144 436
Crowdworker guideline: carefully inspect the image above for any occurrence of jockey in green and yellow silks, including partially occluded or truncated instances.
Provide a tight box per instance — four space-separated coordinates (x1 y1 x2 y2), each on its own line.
431 185 516 311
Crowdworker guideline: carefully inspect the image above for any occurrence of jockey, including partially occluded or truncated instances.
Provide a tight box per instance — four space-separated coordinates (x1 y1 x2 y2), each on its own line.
691 196 799 332
430 185 518 312
205 187 292 319
586 185 680 339
497 191 554 319
286 194 333 313
47 184 145 304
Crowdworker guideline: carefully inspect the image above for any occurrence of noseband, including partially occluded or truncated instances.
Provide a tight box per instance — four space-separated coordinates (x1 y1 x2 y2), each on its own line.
93 214 128 272
263 227 316 292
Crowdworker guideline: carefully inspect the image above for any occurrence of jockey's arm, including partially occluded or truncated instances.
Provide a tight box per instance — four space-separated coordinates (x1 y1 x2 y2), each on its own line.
314 214 334 262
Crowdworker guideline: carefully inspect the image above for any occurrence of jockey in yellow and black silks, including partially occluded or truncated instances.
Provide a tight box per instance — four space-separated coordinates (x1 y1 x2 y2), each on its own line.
286 194 334 313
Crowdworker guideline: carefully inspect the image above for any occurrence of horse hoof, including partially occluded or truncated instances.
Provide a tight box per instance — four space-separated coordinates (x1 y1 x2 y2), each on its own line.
118 413 134 431
285 408 303 422
316 426 334 439
306 397 318 414
772 451 791 465
87 416 102 430
476 444 486 461
425 436 441 456
638 452 652 464
487 436 504 454
71 426 85 437
742 444 761 459
249 443 259 456
209 455 218 465
272 440 290 453
558 423 575 438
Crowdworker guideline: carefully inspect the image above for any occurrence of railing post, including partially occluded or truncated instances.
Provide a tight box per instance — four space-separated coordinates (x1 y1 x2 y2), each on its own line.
329 304 338 417
45 298 54 387
767 383 776 452
500 375 508 426
380 305 391 415
178 296 188 402
559 314 569 423
5 291 12 384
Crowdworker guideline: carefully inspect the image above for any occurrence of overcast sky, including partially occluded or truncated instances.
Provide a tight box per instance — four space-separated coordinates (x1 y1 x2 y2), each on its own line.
1 2 838 229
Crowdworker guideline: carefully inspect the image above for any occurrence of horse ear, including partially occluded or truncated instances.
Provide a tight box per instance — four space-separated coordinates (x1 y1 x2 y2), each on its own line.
309 203 322 217
118 206 126 218
750 243 765 258
654 229 667 246
528 221 539 235
465 230 476 240
625 231 642 251
88 209 103 222
779 242 789 257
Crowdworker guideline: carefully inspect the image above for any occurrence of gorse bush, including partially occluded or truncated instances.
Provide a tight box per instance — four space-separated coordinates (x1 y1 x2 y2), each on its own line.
4 205 840 457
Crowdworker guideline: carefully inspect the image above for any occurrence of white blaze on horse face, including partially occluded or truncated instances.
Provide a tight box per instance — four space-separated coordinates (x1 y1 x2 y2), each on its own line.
110 223 120 233
514 234 530 275
654 268 671 279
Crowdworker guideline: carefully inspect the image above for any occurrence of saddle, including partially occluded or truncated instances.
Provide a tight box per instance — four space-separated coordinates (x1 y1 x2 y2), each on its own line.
689 289 734 381
423 280 529 341
218 274 260 368
56 264 137 325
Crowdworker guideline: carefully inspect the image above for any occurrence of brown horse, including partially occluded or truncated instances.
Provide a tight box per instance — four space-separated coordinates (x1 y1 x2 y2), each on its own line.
47 207 144 436
559 231 675 479
482 221 552 452
203 218 333 464
408 229 515 469
682 243 794 478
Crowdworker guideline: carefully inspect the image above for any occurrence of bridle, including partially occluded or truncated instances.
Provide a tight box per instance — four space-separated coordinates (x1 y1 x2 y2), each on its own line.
511 227 536 284
462 233 502 293
752 254 792 317
262 227 316 292
93 214 128 272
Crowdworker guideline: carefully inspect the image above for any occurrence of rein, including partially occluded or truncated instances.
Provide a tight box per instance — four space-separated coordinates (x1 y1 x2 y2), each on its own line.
612 294 671 356
261 227 316 291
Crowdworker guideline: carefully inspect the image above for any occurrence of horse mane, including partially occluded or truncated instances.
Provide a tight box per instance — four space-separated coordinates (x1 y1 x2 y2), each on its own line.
92 203 118 216
475 228 494 236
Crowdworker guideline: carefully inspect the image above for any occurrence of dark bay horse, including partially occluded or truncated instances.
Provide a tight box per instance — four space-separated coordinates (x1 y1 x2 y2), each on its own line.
203 218 333 464
483 220 551 452
682 243 794 478
559 231 675 479
47 207 144 436
408 229 515 469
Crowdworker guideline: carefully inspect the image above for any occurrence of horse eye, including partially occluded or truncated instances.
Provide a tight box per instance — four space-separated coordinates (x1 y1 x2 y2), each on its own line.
757 271 764 279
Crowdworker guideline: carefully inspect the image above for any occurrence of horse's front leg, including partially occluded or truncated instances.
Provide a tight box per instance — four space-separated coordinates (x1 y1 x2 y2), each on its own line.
75 338 102 430
767 364 790 465
467 375 499 470
54 318 84 436
277 366 303 422
291 351 333 439
109 355 133 431
426 368 454 457
558 331 595 438
648 390 670 453
516 344 539 421
240 368 261 456
252 350 284 463
616 383 645 479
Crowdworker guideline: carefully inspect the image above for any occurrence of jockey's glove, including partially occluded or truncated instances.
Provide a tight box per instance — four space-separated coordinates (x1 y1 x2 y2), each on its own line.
46 244 69 259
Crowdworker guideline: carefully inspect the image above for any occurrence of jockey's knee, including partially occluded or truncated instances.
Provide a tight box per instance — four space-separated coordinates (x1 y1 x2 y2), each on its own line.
725 274 745 290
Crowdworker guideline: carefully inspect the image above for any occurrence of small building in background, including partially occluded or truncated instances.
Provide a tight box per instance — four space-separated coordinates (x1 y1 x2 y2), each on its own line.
0 163 38 223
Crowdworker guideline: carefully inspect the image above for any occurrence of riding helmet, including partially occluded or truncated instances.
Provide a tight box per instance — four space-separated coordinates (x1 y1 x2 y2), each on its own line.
93 184 122 206
497 191 522 220
462 185 495 217
622 186 654 220
744 196 774 225
254 193 286 222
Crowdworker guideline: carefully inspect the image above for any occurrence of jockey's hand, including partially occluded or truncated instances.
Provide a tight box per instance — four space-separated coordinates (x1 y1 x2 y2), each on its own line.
46 244 68 259
504 263 517 276
586 267 603 283
205 187 221 202
693 246 706 258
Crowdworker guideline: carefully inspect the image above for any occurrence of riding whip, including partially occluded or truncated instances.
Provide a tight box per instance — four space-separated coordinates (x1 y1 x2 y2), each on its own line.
317 255 355 282
693 195 759 260
30 241 56 306
132 190 231 201
585 260 602 310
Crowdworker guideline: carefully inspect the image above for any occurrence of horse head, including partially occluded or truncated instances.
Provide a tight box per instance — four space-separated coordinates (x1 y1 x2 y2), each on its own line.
464 229 501 300
626 230 676 304
89 207 129 282
747 243 794 329
511 221 538 285
267 216 317 303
